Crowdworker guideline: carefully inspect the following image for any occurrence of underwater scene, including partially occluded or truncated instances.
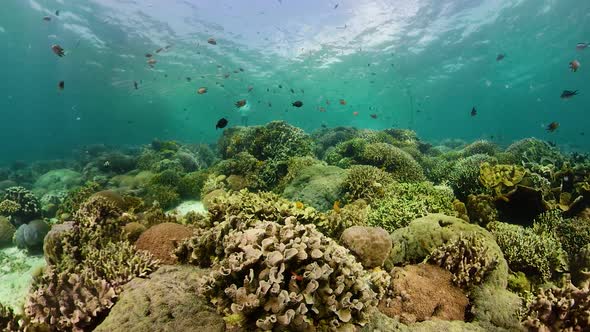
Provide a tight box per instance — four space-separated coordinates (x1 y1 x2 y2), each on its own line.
0 0 590 331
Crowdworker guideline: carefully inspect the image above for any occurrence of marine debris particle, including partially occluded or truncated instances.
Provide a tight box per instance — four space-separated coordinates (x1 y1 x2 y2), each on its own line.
207 38 217 45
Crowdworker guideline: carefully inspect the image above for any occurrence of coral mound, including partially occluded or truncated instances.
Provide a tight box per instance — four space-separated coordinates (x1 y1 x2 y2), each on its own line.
198 217 378 331
524 283 590 332
340 226 392 269
135 222 194 265
378 264 469 324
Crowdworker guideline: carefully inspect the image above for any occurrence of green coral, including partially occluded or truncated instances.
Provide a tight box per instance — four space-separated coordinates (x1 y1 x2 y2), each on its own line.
360 143 425 182
446 154 496 200
505 138 564 167
56 181 101 218
0 186 41 225
461 140 498 157
144 184 180 209
367 182 456 233
282 164 347 211
478 162 526 197
177 171 209 199
428 232 499 289
487 221 567 281
0 216 15 248
341 165 393 203
466 194 499 226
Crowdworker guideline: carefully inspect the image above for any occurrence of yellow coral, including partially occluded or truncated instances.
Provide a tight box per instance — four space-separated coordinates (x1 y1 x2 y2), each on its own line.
478 162 525 197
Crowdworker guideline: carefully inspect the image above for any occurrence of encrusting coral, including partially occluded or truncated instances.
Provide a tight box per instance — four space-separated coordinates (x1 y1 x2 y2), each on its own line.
428 232 499 289
197 217 378 331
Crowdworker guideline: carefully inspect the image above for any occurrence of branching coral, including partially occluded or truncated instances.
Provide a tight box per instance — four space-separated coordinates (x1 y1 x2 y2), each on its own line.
198 217 378 331
487 221 567 281
523 283 590 331
428 232 499 289
0 302 20 331
341 165 393 203
367 182 456 233
0 186 41 225
56 181 101 218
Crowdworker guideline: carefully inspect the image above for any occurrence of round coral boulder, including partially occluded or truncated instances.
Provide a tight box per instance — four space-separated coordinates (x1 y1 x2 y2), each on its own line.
0 216 15 248
135 223 194 264
340 226 392 268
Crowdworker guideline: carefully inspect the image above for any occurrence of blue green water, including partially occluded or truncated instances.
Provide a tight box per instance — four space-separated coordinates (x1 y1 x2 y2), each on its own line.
1 0 588 162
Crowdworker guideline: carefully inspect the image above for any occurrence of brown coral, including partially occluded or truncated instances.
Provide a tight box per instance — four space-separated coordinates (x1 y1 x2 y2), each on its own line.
135 222 194 265
524 283 590 331
378 264 469 324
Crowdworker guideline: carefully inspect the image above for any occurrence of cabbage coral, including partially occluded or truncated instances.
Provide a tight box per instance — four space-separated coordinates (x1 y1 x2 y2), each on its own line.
198 217 378 331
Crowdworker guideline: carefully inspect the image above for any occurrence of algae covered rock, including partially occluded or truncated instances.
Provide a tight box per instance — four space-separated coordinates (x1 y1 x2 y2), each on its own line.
14 219 50 253
340 226 392 268
282 164 347 211
95 265 225 332
33 169 83 195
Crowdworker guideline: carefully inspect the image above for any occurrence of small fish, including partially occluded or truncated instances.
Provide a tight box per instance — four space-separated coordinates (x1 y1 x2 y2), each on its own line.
216 118 228 129
155 47 163 53
247 86 253 92
370 114 377 119
186 77 191 82
51 44 65 57
292 101 303 107
223 73 230 78
147 58 157 65
333 201 341 213
233 70 239 74
569 60 580 72
239 68 244 72
546 122 559 132
496 54 505 61
207 38 217 45
291 271 303 282
318 106 326 112
145 53 152 58
268 102 272 107
278 84 282 88
326 100 330 105
353 111 359 116
295 201 304 209
471 107 477 116
235 99 247 108
339 99 347 105
290 88 295 94
55 10 60 16
321 124 327 128
334 4 339 9
197 87 207 94
576 43 589 50
133 81 138 90
560 90 578 99
43 16 51 21
58 80 64 90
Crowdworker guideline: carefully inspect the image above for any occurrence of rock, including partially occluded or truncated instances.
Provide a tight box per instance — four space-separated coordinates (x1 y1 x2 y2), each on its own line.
95 265 225 332
13 220 50 253
379 264 468 324
169 200 206 217
33 169 82 196
135 223 194 264
340 226 392 268
283 164 347 211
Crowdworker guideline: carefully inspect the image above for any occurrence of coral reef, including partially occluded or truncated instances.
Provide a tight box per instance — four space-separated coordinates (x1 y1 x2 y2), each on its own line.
367 182 456 233
340 226 392 268
428 232 499 289
505 138 564 166
0 186 41 226
487 221 567 281
478 162 526 197
341 165 393 203
0 216 15 248
197 217 378 330
446 154 495 200
135 222 194 265
524 283 590 331
0 303 20 332
282 164 347 211
461 140 498 157
94 265 225 332
360 143 426 182
378 264 469 324
466 194 498 226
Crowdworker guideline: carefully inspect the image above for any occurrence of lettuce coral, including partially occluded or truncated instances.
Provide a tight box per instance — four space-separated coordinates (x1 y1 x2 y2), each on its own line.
198 217 378 331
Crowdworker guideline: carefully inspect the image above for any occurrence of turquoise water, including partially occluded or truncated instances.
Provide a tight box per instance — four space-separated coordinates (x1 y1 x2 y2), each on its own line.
0 0 588 162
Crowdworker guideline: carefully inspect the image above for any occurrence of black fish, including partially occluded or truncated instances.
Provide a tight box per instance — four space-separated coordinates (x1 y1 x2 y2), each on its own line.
561 90 579 99
134 81 138 90
334 4 339 9
292 101 303 107
216 118 228 129
278 84 282 88
471 107 477 116
496 54 505 61
186 77 191 82
58 81 64 90
55 10 60 16
290 88 295 93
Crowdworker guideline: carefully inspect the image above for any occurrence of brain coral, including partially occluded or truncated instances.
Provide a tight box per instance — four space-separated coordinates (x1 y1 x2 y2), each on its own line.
198 217 378 331
135 222 194 265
